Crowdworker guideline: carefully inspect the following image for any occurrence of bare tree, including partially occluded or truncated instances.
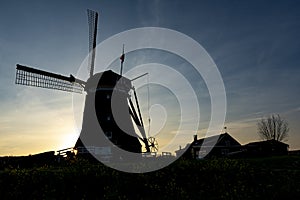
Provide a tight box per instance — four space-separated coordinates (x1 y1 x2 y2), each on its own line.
257 114 289 142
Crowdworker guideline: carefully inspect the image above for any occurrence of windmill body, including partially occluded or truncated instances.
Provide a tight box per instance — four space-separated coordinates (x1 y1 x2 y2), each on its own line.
75 70 142 153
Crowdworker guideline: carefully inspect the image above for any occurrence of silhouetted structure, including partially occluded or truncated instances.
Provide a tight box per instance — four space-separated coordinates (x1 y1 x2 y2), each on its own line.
244 139 289 157
289 150 300 155
74 70 142 154
176 133 291 159
176 133 242 159
14 9 158 158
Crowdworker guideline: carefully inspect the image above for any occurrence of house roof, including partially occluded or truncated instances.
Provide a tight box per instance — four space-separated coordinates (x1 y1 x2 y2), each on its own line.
175 132 242 157
192 132 241 147
246 139 289 147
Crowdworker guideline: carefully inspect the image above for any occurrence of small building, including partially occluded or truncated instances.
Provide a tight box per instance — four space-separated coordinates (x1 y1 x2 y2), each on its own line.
289 150 300 155
244 139 289 157
176 132 242 159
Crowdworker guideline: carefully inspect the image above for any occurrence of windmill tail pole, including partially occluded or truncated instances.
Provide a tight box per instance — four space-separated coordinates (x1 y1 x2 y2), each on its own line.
129 88 151 152
133 87 144 128
133 87 151 152
128 104 150 152
143 138 151 152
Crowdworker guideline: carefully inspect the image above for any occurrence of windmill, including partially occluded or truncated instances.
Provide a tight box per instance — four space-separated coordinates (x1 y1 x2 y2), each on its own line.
15 9 158 156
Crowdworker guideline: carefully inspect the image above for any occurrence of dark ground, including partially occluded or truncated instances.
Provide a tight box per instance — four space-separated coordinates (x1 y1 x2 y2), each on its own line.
0 155 300 199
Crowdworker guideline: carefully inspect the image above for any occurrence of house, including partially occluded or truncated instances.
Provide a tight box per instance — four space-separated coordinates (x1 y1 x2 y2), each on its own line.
289 150 300 155
176 132 242 159
244 139 289 157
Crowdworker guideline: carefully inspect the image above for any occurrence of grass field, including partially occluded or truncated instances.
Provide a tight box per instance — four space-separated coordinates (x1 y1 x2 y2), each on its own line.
0 155 300 199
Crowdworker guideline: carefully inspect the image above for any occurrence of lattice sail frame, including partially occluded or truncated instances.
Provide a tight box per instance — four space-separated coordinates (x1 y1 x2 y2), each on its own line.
15 64 83 94
87 9 98 77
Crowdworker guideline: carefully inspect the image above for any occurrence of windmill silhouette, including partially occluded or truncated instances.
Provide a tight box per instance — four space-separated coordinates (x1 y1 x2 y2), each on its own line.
15 10 158 156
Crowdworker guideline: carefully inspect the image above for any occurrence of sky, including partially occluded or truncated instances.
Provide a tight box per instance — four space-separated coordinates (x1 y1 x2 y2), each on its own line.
0 0 299 156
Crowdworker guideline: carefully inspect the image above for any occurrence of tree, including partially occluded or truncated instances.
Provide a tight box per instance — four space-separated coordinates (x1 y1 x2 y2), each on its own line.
257 114 289 142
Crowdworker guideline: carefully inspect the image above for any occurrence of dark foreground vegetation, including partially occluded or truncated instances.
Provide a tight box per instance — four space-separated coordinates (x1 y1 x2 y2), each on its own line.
0 155 300 199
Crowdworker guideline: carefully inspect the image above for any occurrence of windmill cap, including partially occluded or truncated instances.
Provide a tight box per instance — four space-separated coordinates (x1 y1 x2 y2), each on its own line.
85 70 132 92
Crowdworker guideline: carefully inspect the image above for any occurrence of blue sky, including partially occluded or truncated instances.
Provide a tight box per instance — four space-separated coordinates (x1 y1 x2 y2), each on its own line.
0 0 299 155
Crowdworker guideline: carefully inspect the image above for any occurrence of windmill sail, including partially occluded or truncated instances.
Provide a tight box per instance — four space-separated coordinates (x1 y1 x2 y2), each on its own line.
87 9 98 77
15 64 84 93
